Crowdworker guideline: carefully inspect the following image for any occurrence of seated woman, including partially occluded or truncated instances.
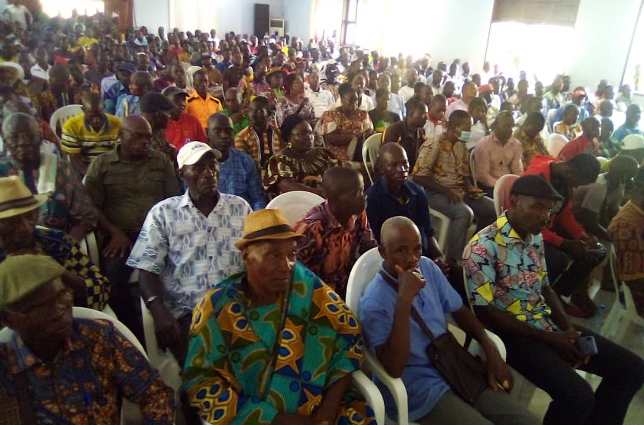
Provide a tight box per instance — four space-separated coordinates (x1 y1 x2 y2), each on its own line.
265 115 337 197
316 83 373 162
275 73 316 127
369 88 401 133
0 177 110 311
182 209 375 425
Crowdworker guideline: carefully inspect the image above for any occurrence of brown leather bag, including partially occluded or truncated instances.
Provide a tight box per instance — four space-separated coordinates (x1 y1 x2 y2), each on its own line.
380 270 489 404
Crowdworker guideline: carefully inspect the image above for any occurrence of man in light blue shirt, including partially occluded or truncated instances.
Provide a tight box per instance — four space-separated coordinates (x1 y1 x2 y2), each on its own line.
612 104 641 143
359 216 538 425
115 71 153 118
207 113 266 210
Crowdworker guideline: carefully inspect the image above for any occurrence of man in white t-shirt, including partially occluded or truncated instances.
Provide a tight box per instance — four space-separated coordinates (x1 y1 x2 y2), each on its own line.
2 0 31 31
304 70 335 118
398 68 418 103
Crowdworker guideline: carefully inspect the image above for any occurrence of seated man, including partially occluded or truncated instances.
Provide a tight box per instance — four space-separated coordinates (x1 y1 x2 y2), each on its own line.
464 175 644 425
612 104 641 143
423 94 448 146
140 92 180 164
413 110 496 265
369 88 401 133
162 85 207 150
553 104 582 141
61 88 122 175
382 98 428 170
366 143 444 264
182 209 375 424
573 154 639 240
0 254 175 424
360 216 538 425
514 112 548 168
115 71 154 118
609 168 644 315
207 113 266 210
235 95 282 171
473 111 524 196
222 87 250 135
295 167 377 298
0 176 109 311
305 69 336 119
1 112 97 241
558 117 601 161
127 142 252 363
103 62 134 115
524 153 605 317
186 68 223 130
84 115 180 340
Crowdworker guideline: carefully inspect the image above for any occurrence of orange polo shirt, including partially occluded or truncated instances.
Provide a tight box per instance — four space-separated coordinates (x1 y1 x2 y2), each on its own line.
185 90 223 129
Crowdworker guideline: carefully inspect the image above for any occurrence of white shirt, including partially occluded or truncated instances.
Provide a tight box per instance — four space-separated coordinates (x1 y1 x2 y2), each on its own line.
445 99 469 119
30 63 49 81
305 87 335 118
387 93 406 119
126 192 252 318
335 93 375 111
424 119 446 147
398 85 415 103
2 4 30 30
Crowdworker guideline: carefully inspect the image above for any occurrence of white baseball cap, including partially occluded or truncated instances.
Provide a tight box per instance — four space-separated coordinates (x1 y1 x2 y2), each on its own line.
177 142 221 170
622 134 644 151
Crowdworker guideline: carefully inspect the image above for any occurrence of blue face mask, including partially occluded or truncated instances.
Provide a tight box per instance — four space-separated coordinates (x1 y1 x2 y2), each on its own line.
458 131 471 143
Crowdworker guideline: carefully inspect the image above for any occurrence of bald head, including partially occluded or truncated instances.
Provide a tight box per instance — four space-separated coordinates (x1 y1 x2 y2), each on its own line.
120 116 152 159
381 216 420 247
122 115 152 133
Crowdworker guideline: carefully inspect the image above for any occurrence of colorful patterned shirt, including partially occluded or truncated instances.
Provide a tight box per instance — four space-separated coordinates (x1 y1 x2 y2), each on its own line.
103 81 128 115
294 201 377 298
608 201 644 282
182 263 375 425
0 141 98 232
315 108 374 161
463 214 556 331
0 319 174 424
264 147 338 195
115 94 141 118
412 135 471 196
514 127 548 168
126 192 252 318
234 125 282 171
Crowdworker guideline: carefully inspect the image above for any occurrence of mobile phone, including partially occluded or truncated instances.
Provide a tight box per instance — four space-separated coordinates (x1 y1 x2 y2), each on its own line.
576 336 598 356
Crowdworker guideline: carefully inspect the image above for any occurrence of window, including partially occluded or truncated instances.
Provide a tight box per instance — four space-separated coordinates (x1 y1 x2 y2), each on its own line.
485 21 576 85
342 0 360 45
41 0 104 19
622 1 644 93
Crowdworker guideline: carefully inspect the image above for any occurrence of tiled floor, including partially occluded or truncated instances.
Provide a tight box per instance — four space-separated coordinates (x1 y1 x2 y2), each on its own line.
526 290 644 424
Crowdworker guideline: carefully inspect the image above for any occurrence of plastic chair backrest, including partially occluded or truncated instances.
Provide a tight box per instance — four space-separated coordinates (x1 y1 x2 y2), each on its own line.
266 191 325 226
362 133 383 184
346 247 383 315
49 104 83 137
546 133 569 158
469 150 478 188
546 108 559 132
492 174 520 217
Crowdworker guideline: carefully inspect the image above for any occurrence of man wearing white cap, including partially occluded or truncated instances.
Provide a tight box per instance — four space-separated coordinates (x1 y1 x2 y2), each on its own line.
621 133 644 165
127 141 251 363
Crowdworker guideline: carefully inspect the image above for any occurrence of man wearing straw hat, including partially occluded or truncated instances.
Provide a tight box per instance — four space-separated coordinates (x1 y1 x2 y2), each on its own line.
182 208 376 425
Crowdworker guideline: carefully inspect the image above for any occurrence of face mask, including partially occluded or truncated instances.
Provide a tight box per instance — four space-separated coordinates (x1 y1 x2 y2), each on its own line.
458 131 471 143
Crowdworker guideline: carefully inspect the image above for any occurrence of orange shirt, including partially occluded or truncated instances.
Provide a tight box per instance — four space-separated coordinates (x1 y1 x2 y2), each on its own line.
185 89 223 129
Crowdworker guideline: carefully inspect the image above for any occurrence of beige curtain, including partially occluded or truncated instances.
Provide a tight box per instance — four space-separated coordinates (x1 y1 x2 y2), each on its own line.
492 0 581 26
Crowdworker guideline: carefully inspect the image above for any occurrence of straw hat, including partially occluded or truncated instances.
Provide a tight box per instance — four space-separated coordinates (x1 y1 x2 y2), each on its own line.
0 176 47 220
0 62 24 82
235 209 302 249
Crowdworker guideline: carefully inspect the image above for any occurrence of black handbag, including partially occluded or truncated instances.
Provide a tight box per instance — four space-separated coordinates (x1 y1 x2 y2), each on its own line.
380 271 489 404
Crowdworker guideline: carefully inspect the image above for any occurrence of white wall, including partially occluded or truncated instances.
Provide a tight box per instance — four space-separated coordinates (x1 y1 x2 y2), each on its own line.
283 0 313 41
134 0 170 31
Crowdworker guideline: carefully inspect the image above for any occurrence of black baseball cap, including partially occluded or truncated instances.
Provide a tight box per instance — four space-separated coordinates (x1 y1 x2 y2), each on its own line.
140 92 175 114
510 175 563 201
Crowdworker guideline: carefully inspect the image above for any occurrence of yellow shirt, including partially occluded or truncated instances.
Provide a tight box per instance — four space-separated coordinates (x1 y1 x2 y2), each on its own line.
185 90 223 129
61 113 122 161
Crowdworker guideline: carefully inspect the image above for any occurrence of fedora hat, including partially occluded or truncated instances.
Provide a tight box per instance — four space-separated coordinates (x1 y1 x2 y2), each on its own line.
235 209 302 249
0 176 47 220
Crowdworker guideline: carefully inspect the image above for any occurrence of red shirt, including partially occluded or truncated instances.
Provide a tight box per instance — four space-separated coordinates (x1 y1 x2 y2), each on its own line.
558 135 595 161
523 155 587 246
165 112 207 150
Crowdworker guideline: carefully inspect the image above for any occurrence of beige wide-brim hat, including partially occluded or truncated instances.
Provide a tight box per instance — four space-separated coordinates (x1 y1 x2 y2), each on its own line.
0 62 25 82
0 176 47 220
235 209 302 249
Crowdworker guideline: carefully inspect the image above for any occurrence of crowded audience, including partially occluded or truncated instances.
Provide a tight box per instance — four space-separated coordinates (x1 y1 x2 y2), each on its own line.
0 4 642 425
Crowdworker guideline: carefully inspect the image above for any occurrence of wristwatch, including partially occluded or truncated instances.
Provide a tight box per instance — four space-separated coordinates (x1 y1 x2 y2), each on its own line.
143 295 160 307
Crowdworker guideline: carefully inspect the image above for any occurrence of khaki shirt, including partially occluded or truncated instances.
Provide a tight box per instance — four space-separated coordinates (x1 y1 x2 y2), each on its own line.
84 146 181 233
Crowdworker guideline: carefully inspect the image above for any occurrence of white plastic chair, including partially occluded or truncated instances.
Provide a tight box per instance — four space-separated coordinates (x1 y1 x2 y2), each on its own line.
545 133 569 158
78 231 101 268
347 248 507 424
492 174 520 217
266 191 325 226
0 307 148 424
49 104 83 137
429 208 450 254
362 133 383 184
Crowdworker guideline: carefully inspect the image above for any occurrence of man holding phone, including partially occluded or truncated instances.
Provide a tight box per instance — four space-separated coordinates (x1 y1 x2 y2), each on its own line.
464 175 644 425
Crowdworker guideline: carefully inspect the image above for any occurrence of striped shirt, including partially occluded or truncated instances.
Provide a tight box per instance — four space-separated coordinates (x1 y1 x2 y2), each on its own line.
60 114 121 161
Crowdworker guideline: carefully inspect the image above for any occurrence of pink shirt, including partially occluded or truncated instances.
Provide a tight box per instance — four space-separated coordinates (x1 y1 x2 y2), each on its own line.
445 98 468 119
473 134 524 188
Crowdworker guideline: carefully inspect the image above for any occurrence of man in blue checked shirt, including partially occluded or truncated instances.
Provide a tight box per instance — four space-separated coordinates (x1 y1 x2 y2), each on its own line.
207 113 266 210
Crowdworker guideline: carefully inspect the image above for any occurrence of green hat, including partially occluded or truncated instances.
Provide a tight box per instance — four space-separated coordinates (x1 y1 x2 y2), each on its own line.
0 255 65 311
